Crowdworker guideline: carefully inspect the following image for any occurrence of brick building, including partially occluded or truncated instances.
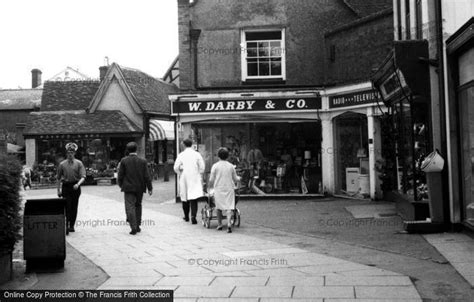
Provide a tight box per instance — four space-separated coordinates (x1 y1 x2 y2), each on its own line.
170 0 393 198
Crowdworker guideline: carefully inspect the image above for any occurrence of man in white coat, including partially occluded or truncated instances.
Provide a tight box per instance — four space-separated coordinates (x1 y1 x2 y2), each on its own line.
174 138 205 224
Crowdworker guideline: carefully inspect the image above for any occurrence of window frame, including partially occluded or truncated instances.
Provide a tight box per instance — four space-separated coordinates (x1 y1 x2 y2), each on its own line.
241 28 286 81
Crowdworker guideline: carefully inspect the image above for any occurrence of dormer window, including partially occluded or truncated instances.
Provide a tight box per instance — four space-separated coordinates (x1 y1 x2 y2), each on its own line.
241 29 286 81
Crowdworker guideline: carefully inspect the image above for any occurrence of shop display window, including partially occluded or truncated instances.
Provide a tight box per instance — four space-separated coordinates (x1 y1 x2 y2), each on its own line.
189 122 322 195
386 98 429 201
33 137 131 185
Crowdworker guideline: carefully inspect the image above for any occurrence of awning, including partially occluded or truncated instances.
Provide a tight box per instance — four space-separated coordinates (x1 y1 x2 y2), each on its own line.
149 120 174 141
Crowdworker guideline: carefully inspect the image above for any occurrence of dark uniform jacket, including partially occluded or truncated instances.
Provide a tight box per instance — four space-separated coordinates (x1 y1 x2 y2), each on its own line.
118 154 152 193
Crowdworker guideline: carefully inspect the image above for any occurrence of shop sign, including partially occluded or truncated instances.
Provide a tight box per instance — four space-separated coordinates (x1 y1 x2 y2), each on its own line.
172 97 321 114
329 90 380 108
38 133 102 139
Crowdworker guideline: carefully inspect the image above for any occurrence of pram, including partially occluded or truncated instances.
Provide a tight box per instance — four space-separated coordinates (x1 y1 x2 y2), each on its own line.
201 179 241 229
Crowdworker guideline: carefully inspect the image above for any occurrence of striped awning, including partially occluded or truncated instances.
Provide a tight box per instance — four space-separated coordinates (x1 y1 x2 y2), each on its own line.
149 119 175 141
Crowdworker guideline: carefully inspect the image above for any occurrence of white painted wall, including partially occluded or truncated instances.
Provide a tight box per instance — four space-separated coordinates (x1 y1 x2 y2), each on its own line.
25 138 36 167
96 78 143 129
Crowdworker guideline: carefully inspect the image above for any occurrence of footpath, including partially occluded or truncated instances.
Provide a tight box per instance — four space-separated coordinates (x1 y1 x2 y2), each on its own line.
22 191 422 301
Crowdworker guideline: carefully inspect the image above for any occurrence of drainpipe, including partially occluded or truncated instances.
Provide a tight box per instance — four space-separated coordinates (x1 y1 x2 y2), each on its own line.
434 0 450 224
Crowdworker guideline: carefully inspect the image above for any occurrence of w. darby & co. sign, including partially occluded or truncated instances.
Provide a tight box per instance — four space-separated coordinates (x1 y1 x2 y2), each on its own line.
172 97 321 114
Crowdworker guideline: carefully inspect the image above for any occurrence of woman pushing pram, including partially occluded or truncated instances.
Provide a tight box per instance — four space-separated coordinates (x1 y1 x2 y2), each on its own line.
206 147 240 233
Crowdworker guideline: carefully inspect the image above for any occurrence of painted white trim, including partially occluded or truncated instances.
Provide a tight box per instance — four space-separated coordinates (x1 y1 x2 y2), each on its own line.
323 81 373 95
240 28 286 81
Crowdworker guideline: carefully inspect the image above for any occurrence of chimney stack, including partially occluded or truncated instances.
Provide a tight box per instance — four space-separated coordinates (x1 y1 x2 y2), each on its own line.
31 69 42 88
99 66 108 81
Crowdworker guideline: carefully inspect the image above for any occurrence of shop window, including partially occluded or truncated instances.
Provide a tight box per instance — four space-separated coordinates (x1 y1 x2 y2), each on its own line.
241 29 286 81
193 122 322 195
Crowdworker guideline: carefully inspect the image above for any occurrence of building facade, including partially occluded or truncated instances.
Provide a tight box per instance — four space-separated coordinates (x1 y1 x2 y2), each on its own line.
372 0 474 228
24 63 178 184
171 0 393 197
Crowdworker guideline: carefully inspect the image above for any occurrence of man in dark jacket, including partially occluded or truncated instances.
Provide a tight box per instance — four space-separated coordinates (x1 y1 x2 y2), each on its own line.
118 142 153 235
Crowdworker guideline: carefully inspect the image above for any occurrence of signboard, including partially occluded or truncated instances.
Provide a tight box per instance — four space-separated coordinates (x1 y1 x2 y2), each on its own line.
172 97 321 115
329 90 380 109
378 69 410 101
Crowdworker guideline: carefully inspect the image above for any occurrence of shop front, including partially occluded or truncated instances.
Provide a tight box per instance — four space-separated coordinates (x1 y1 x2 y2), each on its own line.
446 18 474 229
372 40 434 218
323 84 385 200
24 110 143 186
170 91 323 196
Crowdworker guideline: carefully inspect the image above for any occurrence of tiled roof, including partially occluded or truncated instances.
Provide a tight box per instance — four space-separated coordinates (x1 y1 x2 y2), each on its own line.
0 89 42 110
23 110 143 136
344 0 392 17
120 66 179 113
40 80 100 111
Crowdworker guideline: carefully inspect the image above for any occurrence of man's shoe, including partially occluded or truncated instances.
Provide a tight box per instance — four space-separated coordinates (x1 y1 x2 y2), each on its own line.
227 227 232 233
69 227 75 232
183 217 189 222
191 218 197 225
137 227 141 232
129 229 137 235
216 225 223 231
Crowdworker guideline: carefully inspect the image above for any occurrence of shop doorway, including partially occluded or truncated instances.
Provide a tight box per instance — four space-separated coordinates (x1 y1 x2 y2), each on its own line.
334 112 369 196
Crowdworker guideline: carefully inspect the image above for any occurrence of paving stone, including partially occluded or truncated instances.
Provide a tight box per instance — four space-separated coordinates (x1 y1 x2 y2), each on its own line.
210 276 268 287
355 286 422 299
246 267 309 277
231 286 293 298
293 286 355 299
174 285 234 298
154 276 214 286
97 276 161 287
266 276 324 286
326 276 412 286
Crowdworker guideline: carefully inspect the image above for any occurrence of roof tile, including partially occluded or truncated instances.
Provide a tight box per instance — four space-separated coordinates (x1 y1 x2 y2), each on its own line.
24 110 142 136
40 81 100 111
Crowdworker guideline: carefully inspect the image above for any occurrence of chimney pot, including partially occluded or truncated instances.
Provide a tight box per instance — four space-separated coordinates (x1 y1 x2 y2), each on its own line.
31 69 42 88
99 66 109 81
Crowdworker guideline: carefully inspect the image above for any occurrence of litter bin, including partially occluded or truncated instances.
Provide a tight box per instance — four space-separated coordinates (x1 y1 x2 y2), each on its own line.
421 150 445 223
23 198 66 270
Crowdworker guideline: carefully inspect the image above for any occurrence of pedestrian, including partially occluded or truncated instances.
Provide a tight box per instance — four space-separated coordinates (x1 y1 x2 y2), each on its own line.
173 138 205 224
22 165 32 190
208 147 240 233
118 142 153 235
57 142 86 234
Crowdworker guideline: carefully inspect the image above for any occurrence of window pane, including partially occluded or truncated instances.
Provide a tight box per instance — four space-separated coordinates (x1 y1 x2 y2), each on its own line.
247 59 258 76
270 58 281 75
259 59 270 76
270 43 282 57
257 42 269 57
247 47 258 57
